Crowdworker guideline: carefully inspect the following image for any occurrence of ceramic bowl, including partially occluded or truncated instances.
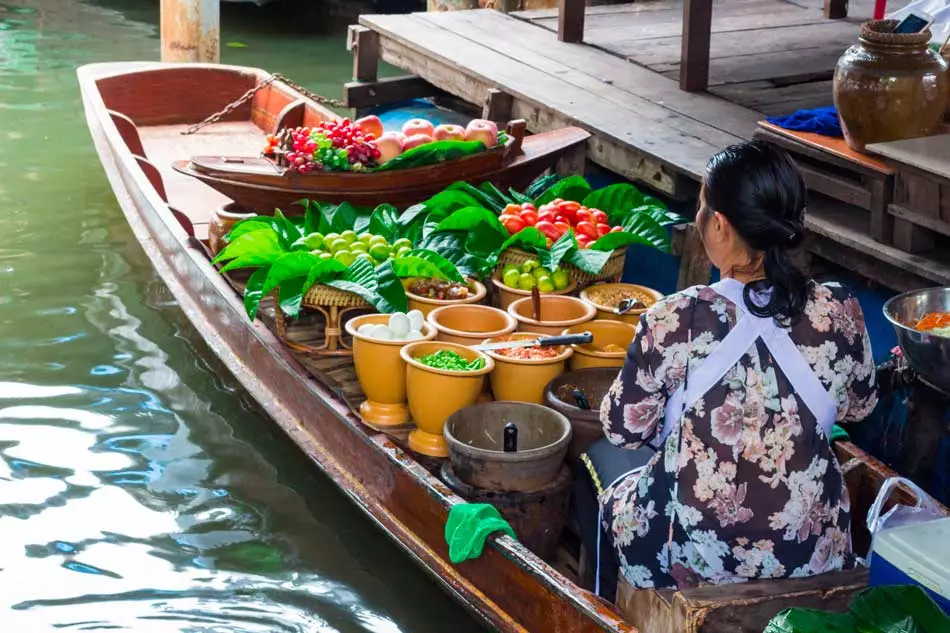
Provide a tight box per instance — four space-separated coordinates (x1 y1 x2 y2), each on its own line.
427 304 517 346
481 331 572 404
507 295 596 336
561 320 636 370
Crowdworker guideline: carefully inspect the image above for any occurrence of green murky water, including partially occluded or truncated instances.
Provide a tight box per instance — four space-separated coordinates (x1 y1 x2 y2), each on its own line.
0 1 484 630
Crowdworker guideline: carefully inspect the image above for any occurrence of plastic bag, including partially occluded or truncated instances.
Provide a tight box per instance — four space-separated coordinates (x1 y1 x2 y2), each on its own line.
887 0 950 50
866 476 944 559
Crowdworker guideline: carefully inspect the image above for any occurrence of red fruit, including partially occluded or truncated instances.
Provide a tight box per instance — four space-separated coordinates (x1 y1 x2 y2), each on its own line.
503 203 522 215
551 198 564 205
499 214 526 235
535 220 559 240
545 237 554 248
574 208 591 224
575 235 592 249
521 203 536 212
575 221 598 240
554 221 571 235
538 212 558 225
538 203 555 215
519 210 538 226
591 209 608 225
610 226 624 233
596 223 611 237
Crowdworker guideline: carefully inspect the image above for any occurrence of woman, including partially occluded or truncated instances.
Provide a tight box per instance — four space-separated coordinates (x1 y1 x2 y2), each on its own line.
574 141 878 601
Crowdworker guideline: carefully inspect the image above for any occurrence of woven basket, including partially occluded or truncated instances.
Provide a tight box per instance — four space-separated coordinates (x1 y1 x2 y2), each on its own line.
273 285 372 356
497 246 627 287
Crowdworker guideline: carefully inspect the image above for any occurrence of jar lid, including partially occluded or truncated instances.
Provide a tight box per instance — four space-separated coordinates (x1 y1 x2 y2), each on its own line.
861 19 932 46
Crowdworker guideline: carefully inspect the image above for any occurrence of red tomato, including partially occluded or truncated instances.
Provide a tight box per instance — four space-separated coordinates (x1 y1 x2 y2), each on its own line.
554 221 571 235
610 225 624 233
575 234 592 249
538 211 558 224
575 221 598 240
558 201 581 213
591 209 608 225
596 223 611 237
554 215 567 224
539 203 555 215
574 209 591 224
503 204 522 215
499 214 526 235
551 198 564 205
535 220 559 240
520 202 536 212
519 210 538 226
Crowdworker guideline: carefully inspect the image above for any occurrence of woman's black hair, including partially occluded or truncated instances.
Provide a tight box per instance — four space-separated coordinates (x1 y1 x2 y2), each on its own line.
702 140 809 325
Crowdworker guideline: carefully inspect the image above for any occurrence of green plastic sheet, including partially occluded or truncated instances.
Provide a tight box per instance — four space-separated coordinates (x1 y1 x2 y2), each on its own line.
764 586 950 633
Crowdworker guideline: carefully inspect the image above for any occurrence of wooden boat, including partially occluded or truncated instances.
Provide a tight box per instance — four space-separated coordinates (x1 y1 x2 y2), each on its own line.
80 60 947 633
161 68 589 212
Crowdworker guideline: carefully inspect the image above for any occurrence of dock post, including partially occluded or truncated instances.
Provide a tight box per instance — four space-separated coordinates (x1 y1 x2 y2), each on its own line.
160 0 220 63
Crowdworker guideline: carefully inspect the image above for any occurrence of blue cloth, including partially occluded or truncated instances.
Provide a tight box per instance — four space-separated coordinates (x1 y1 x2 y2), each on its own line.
767 106 843 138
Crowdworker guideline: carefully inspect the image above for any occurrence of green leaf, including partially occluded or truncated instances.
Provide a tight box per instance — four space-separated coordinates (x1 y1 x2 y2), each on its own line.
271 208 303 250
612 211 671 253
343 256 378 291
277 276 306 319
368 203 399 242
582 183 645 219
525 173 560 200
443 182 506 213
477 181 512 211
641 195 668 211
226 218 269 242
632 204 687 227
464 222 508 258
220 252 283 272
214 230 282 265
539 230 577 271
389 255 455 281
373 260 409 313
417 231 490 279
508 188 532 204
242 266 270 320
400 249 464 282
435 206 507 236
325 279 380 308
262 252 325 295
397 202 430 229
423 188 484 215
495 227 547 256
301 258 348 296
301 199 323 235
322 201 360 234
373 139 487 172
352 206 373 234
566 248 612 274
534 175 591 205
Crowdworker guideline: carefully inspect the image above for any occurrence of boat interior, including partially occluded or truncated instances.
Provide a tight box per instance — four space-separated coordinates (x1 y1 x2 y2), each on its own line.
87 62 948 631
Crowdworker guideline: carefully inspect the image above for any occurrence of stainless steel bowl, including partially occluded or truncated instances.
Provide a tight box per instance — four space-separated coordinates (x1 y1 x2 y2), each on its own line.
883 286 950 392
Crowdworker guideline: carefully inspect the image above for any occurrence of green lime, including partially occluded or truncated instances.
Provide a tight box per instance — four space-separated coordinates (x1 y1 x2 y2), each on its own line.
502 269 521 288
502 263 521 277
324 232 341 244
392 238 412 251
368 243 391 260
301 232 325 250
532 266 551 279
521 259 540 274
536 276 555 293
350 242 368 254
318 252 333 260
518 273 537 290
395 246 412 258
552 270 570 290
333 250 356 266
340 230 357 243
329 238 349 254
369 234 388 246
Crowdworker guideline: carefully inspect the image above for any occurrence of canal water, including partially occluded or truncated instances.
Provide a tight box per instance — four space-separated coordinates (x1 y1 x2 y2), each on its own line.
0 0 484 630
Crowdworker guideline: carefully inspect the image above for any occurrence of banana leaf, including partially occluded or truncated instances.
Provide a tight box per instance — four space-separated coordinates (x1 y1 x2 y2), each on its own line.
373 140 488 172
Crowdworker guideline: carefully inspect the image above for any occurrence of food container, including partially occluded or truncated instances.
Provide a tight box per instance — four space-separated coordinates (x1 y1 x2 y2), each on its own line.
579 283 663 325
491 274 577 311
427 304 517 346
444 401 572 492
401 340 494 458
481 332 572 404
883 286 950 393
561 320 635 371
404 277 487 319
544 368 619 462
508 295 595 336
868 516 950 614
345 314 438 428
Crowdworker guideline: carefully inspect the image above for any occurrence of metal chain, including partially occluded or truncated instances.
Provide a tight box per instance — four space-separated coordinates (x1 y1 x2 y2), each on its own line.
181 73 346 136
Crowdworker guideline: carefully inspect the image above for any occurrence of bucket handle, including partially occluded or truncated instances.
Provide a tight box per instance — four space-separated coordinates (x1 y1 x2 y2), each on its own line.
866 476 940 538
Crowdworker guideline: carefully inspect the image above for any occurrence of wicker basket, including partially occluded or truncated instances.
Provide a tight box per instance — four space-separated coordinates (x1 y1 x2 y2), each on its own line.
497 246 627 288
273 284 372 356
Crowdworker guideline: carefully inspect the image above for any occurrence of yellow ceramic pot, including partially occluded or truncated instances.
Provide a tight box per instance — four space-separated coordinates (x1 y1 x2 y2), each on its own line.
401 341 494 457
404 278 488 319
491 274 577 311
345 314 437 428
508 295 595 336
481 332 572 404
562 320 636 370
579 283 663 325
427 304 517 346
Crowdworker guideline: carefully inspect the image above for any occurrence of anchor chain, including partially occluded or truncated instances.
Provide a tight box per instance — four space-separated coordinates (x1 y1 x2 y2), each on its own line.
181 73 346 135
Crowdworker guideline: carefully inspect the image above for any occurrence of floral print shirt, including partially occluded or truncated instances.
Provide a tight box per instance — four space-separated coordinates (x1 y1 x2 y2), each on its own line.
600 281 877 590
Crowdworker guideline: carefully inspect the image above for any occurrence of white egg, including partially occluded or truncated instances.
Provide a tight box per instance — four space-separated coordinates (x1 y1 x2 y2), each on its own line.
388 312 410 337
371 324 393 340
358 323 375 336
405 329 424 341
407 309 424 331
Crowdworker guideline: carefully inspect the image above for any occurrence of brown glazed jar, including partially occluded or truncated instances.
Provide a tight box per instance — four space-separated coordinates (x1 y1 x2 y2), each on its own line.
208 203 257 256
833 20 948 152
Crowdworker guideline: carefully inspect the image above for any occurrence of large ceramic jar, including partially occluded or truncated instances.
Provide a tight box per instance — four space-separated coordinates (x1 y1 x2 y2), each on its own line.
208 203 257 256
833 20 948 152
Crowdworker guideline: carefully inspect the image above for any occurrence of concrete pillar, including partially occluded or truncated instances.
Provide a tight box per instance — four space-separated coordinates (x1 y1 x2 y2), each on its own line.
160 0 220 63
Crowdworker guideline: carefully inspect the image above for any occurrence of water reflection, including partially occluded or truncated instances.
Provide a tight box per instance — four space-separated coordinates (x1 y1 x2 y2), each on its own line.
0 0 483 630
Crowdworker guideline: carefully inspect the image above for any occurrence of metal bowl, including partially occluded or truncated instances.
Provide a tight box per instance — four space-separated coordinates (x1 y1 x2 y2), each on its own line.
883 286 950 392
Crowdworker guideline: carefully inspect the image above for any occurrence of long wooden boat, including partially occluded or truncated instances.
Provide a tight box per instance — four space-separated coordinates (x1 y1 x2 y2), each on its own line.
80 60 947 633
159 67 589 211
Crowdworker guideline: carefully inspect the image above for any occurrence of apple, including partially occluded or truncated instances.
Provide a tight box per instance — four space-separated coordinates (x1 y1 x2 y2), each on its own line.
464 119 499 148
433 124 466 141
402 118 435 137
374 132 404 163
402 133 433 150
355 115 384 139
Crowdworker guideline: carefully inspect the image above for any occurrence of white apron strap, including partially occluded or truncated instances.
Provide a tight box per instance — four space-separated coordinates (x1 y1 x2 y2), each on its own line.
653 280 836 450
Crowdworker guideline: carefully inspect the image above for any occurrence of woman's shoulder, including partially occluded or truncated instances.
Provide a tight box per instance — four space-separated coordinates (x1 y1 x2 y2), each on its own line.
798 281 868 341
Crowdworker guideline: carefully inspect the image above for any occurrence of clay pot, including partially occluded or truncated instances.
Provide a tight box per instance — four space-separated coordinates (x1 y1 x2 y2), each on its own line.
401 341 494 458
508 295 596 336
481 332 572 404
208 203 257 256
427 304 517 346
444 401 572 492
544 368 620 462
562 320 636 371
345 314 438 428
491 274 577 311
834 20 949 152
579 283 663 325
404 278 488 319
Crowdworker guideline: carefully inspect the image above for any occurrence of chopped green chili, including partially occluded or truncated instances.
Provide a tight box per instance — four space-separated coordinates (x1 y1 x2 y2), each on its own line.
418 349 485 372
